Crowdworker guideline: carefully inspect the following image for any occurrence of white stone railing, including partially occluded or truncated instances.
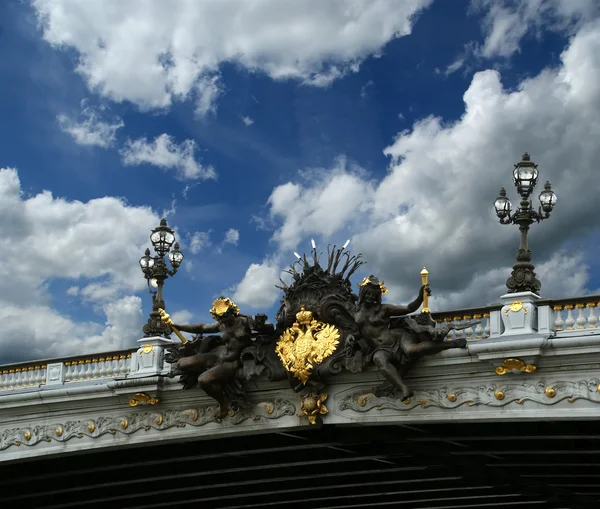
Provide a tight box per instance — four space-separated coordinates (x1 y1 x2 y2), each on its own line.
546 298 600 331
0 349 135 392
0 365 47 391
431 305 503 340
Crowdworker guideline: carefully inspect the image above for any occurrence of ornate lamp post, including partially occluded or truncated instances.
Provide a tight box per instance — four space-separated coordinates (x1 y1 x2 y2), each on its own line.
139 218 184 337
494 153 557 295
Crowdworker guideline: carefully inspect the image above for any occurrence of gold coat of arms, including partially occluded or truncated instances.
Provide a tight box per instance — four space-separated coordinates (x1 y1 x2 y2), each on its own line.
275 305 340 384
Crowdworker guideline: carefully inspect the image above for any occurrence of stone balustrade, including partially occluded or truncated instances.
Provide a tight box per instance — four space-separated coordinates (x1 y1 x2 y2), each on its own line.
538 296 600 332
431 304 502 340
0 349 135 392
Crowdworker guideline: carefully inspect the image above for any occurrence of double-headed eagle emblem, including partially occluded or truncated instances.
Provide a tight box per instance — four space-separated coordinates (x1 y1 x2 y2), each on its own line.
275 305 340 384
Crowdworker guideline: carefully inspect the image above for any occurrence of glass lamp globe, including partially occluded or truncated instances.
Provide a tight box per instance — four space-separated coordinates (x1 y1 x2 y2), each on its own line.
539 181 557 213
150 218 176 257
512 153 539 198
139 248 154 272
494 188 512 220
168 243 184 268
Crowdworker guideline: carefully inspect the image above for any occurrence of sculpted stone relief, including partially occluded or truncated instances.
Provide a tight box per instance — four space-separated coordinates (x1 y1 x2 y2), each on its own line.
160 246 476 422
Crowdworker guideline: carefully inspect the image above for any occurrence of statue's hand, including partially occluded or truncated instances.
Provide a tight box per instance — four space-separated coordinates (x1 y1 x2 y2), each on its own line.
158 308 173 326
254 313 268 325
421 284 432 296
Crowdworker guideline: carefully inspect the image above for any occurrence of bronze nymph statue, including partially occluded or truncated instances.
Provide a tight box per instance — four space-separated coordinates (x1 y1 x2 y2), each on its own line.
353 276 430 401
162 297 274 418
354 275 469 401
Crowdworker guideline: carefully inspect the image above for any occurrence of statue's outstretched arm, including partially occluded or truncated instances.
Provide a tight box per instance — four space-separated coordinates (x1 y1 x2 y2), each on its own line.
382 285 428 317
173 322 220 334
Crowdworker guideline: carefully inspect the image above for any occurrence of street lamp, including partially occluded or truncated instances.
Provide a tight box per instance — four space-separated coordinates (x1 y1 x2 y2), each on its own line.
494 153 557 295
139 218 184 337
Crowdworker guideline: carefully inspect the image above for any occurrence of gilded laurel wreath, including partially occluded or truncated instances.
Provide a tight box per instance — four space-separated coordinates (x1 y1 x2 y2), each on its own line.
275 306 340 384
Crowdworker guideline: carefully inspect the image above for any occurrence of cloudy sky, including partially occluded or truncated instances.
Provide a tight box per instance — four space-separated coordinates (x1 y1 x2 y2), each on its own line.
1 0 599 363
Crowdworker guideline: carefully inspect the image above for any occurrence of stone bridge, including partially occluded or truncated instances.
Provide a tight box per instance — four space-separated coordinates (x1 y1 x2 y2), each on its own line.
1 292 600 508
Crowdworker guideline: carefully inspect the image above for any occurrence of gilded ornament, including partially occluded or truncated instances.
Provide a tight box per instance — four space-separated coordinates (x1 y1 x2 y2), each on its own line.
357 276 388 295
504 300 528 315
158 308 189 344
447 393 457 403
545 387 556 398
275 305 340 384
87 421 96 433
129 392 160 407
357 394 372 407
209 297 240 319
494 358 537 376
299 392 328 425
55 426 63 437
139 344 154 356
420 267 430 313
155 414 163 425
120 418 129 430
23 430 31 441
494 390 505 401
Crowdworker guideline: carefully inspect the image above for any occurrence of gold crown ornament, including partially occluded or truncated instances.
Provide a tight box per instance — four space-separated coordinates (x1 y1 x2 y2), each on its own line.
357 276 388 295
209 297 240 320
295 305 314 325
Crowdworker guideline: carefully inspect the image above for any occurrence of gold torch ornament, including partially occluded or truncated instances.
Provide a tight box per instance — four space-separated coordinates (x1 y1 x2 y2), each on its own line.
420 267 430 313
158 308 189 344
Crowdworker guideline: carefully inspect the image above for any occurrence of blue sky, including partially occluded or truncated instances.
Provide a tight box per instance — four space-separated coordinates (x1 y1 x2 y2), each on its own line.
1 0 599 362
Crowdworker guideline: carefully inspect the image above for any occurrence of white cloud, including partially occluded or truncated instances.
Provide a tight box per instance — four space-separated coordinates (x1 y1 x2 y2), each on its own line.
443 57 465 76
232 258 283 309
33 0 433 113
223 228 240 246
170 309 194 325
188 230 211 254
241 116 254 127
195 74 223 118
57 101 123 148
471 0 599 59
0 167 163 361
246 17 600 309
268 157 374 250
121 133 216 181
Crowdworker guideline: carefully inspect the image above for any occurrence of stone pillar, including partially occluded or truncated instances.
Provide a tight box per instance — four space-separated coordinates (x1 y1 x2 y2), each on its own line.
500 291 540 336
129 336 175 378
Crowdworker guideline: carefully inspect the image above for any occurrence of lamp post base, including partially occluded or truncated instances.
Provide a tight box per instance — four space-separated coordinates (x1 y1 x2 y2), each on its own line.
142 311 172 338
505 248 541 295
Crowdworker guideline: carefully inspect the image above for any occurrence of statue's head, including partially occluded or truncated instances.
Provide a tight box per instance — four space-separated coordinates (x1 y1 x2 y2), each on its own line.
210 296 240 325
357 275 387 307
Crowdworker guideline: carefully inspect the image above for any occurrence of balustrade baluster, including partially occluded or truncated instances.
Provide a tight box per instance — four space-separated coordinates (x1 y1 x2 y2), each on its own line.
553 306 564 331
463 315 473 340
0 370 7 390
91 359 99 379
564 305 575 330
112 356 120 376
453 317 464 340
483 313 491 338
473 314 483 339
119 355 128 376
587 303 598 328
575 303 587 329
